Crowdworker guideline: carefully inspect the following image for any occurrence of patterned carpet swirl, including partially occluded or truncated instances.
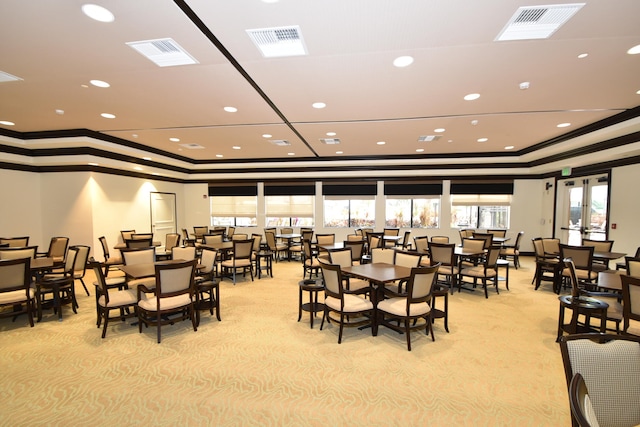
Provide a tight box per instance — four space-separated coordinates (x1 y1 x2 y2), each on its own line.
1 256 570 426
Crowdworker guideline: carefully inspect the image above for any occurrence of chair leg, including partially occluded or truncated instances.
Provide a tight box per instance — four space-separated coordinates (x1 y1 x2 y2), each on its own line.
80 278 90 296
405 319 412 351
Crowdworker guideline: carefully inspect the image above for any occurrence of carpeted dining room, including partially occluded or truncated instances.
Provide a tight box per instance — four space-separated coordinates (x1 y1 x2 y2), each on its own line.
0 256 571 426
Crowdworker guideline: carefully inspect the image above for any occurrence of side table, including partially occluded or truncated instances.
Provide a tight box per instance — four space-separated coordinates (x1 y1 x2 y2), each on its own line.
556 295 608 342
256 250 273 279
298 279 325 329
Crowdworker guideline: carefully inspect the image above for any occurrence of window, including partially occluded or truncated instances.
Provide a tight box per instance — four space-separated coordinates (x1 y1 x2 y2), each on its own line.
265 195 314 227
385 197 440 228
323 198 375 227
209 185 257 227
450 195 511 229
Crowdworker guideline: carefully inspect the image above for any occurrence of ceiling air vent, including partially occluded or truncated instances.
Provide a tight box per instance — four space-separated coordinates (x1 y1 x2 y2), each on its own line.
126 38 199 67
0 71 23 83
246 26 308 58
269 139 291 146
496 3 585 41
180 143 205 150
320 138 341 145
418 135 441 142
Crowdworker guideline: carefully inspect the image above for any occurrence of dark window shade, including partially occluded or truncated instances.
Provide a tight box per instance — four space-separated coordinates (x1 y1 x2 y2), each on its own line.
264 184 315 196
450 182 514 195
384 183 442 196
208 185 257 196
322 183 377 196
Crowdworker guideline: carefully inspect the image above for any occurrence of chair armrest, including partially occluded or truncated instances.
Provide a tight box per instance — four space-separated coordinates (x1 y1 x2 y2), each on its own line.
136 284 155 300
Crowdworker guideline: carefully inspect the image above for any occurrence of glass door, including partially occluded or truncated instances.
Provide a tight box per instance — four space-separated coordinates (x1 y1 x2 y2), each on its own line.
556 174 609 245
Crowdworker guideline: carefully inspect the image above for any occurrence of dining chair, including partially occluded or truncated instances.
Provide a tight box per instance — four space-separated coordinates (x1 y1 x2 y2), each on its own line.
385 250 422 295
343 240 365 265
621 274 640 336
265 230 287 262
559 333 640 427
0 246 38 260
193 226 209 242
542 238 561 257
328 248 368 292
617 247 640 271
459 238 486 269
203 234 224 245
625 257 640 278
0 236 30 247
156 233 180 260
427 241 458 295
582 238 614 271
120 247 157 290
125 237 153 249
226 226 236 239
231 233 248 241
472 232 494 250
319 262 373 344
194 248 221 323
181 228 196 247
499 231 524 269
396 231 412 250
377 265 440 351
302 239 321 279
36 246 79 321
220 239 254 284
487 229 507 238
532 237 561 293
90 260 137 338
413 235 429 256
120 230 136 241
137 259 198 343
568 373 598 427
458 246 501 298
383 228 399 247
172 246 196 261
315 233 336 259
71 244 91 296
371 247 395 264
98 236 123 276
250 233 264 269
430 236 449 244
37 236 69 263
559 244 598 290
0 257 35 327
366 232 384 255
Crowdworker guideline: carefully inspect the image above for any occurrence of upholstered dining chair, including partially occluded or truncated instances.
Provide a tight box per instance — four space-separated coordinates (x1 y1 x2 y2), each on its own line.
624 256 640 277
559 333 640 427
98 236 123 276
171 246 197 261
265 230 287 262
203 234 224 245
568 373 598 427
383 228 399 247
120 247 156 291
471 232 494 250
0 246 38 260
36 246 79 321
125 238 153 249
194 248 221 323
343 240 365 265
302 239 321 279
617 247 640 271
396 231 412 250
385 250 422 295
430 236 449 244
328 248 369 292
621 274 640 336
315 234 336 258
319 262 373 344
560 244 598 290
427 241 458 294
220 239 254 284
120 230 136 241
532 237 561 292
366 232 384 255
37 236 69 263
181 228 195 247
193 226 209 242
499 230 524 269
0 257 35 327
155 233 180 261
371 247 395 264
0 236 30 247
137 259 198 343
377 265 440 351
487 229 507 238
582 238 614 271
458 246 501 298
90 260 137 338
71 244 91 296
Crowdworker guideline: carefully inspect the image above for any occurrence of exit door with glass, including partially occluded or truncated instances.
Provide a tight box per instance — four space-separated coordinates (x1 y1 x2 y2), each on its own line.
556 174 609 245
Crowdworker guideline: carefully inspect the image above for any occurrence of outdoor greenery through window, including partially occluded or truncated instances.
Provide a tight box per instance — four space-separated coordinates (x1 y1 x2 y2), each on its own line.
210 196 257 227
265 195 314 227
323 198 375 228
450 194 511 229
385 197 440 228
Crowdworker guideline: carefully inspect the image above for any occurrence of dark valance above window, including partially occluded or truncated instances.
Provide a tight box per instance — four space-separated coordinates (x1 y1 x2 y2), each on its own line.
208 185 257 197
384 182 443 196
264 184 315 196
450 182 514 195
322 182 377 196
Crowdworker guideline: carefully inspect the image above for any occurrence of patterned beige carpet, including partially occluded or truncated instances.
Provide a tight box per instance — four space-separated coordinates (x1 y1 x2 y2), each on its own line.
1 256 570 426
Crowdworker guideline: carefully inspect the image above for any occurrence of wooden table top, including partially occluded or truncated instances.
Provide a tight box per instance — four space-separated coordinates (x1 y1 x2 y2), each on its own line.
114 241 162 250
342 262 411 284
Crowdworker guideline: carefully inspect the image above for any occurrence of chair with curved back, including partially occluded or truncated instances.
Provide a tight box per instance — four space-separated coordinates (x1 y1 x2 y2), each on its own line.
532 237 561 293
582 239 614 272
396 231 412 250
0 246 38 260
71 244 91 296
89 260 137 338
559 333 640 427
427 241 458 295
37 236 69 263
172 246 197 261
220 239 254 284
0 257 35 327
302 239 321 279
328 248 368 292
125 238 153 249
624 257 640 278
621 274 640 336
265 230 287 262
36 246 79 321
0 236 30 247
156 233 180 261
378 265 440 351
487 229 507 238
98 236 123 277
431 236 449 244
499 231 524 269
568 373 599 427
617 247 640 271
182 228 196 247
383 228 400 247
120 247 156 291
472 232 494 250
194 248 221 323
343 240 365 265
137 259 198 343
458 246 501 298
560 244 598 290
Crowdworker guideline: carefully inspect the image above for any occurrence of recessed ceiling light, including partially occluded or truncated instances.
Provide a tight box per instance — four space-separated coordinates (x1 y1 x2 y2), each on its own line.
505 145 515 150
90 79 110 88
152 173 161 176
335 151 343 154
88 162 99 166
434 128 445 133
557 122 571 128
578 53 588 59
81 4 115 22
132 134 138 138
477 138 488 142
636 89 640 95
326 132 336 136
100 113 115 119
464 93 480 101
232 146 241 150
377 141 386 145
416 148 425 152
312 102 326 109
262 134 272 138
133 166 143 171
216 154 223 158
627 44 640 55
519 81 530 90
169 137 180 142
224 106 238 113
471 120 479 125
393 56 414 67
81 84 89 88
287 152 295 156
55 109 64 115
142 157 152 161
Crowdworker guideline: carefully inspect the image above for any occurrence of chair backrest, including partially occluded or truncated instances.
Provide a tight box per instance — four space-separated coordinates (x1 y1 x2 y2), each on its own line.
542 238 560 256
99 236 111 259
232 240 253 259
0 246 38 260
431 236 449 244
0 236 29 247
301 229 314 242
472 232 494 250
172 246 196 261
569 373 599 427
487 229 507 238
346 234 363 242
428 242 455 267
0 257 31 294
394 251 422 268
71 245 90 279
132 233 153 240
563 258 582 299
121 247 156 265
280 227 294 235
155 259 196 299
203 234 223 245
459 229 475 240
302 239 315 259
46 237 69 261
367 232 384 253
511 231 524 249
329 248 353 268
625 257 640 277
320 262 344 300
532 237 546 259
316 234 335 245
622 274 640 329
406 265 439 303
462 238 485 253
210 228 225 236
582 239 614 253
226 226 235 238
559 334 640 427
231 233 248 241
413 236 429 254
560 244 594 271
182 228 190 241
125 238 153 249
193 226 209 237
343 240 364 262
89 259 108 292
120 230 136 241
199 249 218 275
383 228 399 237
400 231 411 246
265 231 277 251
484 247 501 268
164 233 180 251
371 248 395 264
251 234 262 253
62 246 79 275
